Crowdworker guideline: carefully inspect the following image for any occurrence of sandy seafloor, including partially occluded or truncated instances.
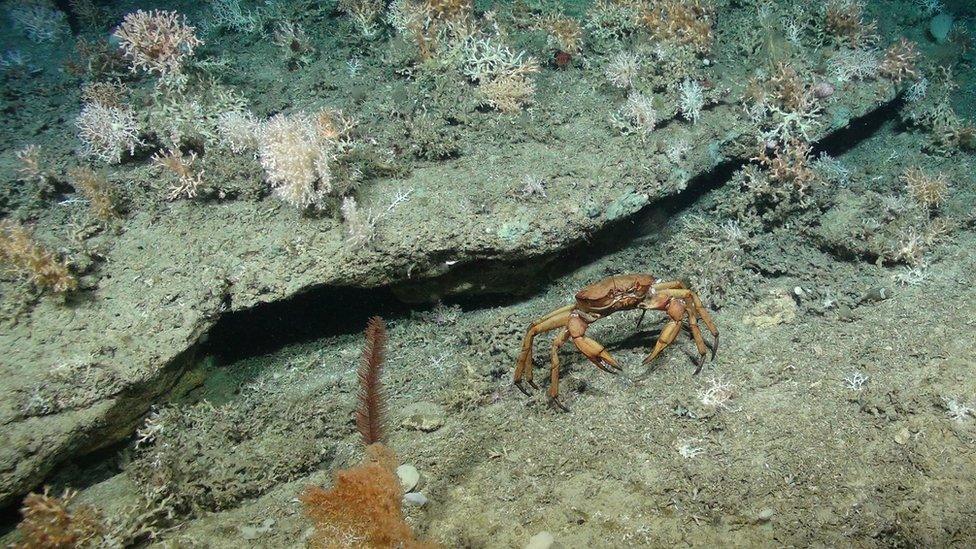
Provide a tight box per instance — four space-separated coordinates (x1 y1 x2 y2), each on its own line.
1 0 975 546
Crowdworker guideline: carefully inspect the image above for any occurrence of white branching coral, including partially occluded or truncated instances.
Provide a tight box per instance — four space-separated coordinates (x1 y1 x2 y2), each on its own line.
459 35 540 113
340 189 413 249
678 78 705 123
8 3 68 43
604 51 641 89
913 0 944 17
217 110 260 154
477 74 538 113
384 0 424 35
338 0 385 38
906 77 928 103
698 377 734 408
75 102 141 164
204 0 259 34
585 0 642 41
152 148 205 200
256 111 354 209
114 10 203 77
460 36 538 83
613 91 658 136
15 144 46 184
827 47 880 82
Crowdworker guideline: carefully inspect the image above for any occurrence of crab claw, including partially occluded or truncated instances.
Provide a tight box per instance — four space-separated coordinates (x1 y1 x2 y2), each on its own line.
573 336 619 373
514 380 533 396
549 396 570 412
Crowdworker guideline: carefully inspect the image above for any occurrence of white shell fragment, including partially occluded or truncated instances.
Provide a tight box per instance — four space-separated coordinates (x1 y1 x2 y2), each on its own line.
396 464 421 492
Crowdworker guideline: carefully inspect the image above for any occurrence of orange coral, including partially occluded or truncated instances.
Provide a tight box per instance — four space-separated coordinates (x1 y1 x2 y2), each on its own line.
901 166 949 208
151 148 204 200
824 0 877 47
426 0 472 22
768 62 808 112
642 0 715 54
880 38 919 83
303 317 436 548
0 220 77 293
12 488 104 548
301 444 434 549
68 166 118 221
753 140 818 196
535 14 584 55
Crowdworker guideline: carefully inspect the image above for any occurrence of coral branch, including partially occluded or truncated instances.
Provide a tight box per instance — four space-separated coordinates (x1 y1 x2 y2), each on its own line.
12 488 104 548
0 221 77 293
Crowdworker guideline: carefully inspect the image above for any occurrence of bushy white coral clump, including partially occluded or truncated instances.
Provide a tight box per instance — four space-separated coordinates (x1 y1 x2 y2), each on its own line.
114 10 203 77
459 35 539 84
913 0 944 16
604 51 641 89
678 78 704 124
204 0 260 34
828 47 880 82
8 4 68 43
585 0 642 41
258 113 334 209
256 111 353 209
457 35 540 112
217 110 260 154
75 103 141 164
613 91 658 136
906 77 928 103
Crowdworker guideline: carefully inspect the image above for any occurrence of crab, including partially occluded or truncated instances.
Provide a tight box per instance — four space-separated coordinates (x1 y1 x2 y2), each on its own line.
514 274 719 410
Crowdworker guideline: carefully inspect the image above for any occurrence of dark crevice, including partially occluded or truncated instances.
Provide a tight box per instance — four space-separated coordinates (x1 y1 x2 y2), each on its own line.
200 96 903 363
813 95 905 159
201 286 415 364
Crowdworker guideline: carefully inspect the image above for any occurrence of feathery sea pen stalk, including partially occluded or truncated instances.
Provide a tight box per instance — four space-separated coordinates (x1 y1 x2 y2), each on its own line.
301 316 435 547
357 316 388 446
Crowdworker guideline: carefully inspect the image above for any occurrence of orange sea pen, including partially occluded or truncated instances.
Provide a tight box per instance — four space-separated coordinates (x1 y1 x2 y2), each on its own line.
301 316 436 548
357 316 388 446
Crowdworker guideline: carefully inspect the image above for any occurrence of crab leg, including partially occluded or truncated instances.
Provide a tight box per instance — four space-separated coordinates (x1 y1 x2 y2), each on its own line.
514 304 574 395
644 318 682 365
649 283 719 360
685 303 709 373
689 293 719 359
567 312 619 373
547 314 618 411
549 329 571 411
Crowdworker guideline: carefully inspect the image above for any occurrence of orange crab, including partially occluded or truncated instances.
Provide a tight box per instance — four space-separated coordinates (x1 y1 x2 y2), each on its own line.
514 274 719 410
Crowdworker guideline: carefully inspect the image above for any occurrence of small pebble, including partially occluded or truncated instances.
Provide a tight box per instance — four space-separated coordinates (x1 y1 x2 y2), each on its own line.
837 304 855 322
756 508 775 523
400 401 446 432
403 492 427 506
525 531 558 549
396 464 421 492
861 287 891 303
894 427 911 445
